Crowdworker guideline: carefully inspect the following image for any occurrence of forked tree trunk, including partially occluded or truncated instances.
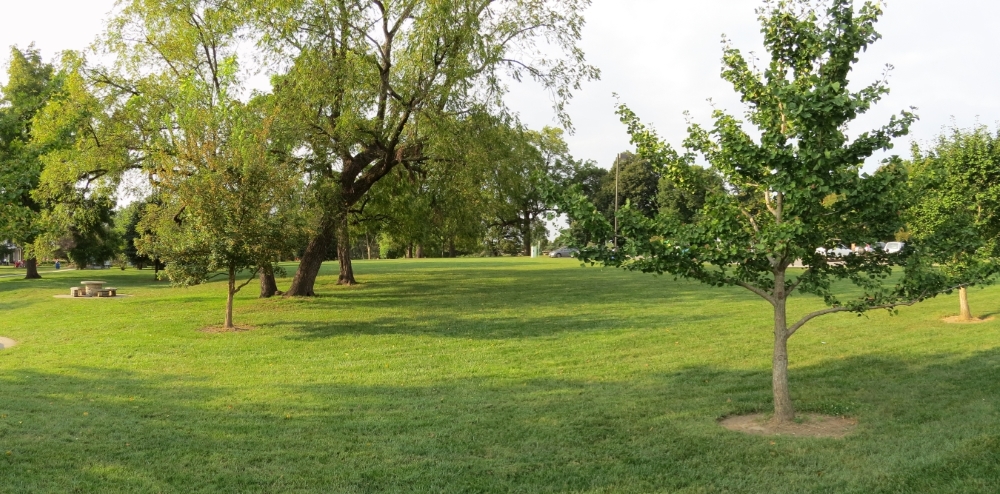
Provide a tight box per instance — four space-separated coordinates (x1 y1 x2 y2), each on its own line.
225 268 236 329
959 286 973 321
771 269 795 423
336 213 356 286
259 265 278 298
285 218 336 297
24 258 41 279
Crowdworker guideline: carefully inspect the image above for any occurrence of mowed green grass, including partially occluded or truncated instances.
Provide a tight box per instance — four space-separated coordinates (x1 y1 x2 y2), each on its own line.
1 258 1000 493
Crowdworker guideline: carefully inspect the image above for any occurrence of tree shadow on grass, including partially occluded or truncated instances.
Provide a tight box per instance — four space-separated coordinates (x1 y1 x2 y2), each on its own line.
3 350 1000 492
0 300 32 312
263 264 762 340
267 308 722 340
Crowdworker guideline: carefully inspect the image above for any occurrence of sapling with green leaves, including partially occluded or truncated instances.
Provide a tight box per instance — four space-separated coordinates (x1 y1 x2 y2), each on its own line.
55 0 305 329
553 0 956 423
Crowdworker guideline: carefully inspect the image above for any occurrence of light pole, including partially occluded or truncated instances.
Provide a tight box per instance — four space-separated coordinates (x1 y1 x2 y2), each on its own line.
614 153 620 250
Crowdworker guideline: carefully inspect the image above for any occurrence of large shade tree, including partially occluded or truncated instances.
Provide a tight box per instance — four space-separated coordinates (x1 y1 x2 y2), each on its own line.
487 126 575 256
554 0 956 424
31 52 123 271
906 126 1000 321
363 112 508 259
250 0 598 295
0 46 59 279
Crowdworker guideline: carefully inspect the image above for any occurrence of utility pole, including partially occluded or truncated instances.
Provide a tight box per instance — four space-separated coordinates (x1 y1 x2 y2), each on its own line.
614 153 620 250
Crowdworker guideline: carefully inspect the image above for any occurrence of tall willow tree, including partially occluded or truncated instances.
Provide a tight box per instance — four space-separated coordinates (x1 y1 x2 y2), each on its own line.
249 0 598 295
555 0 954 424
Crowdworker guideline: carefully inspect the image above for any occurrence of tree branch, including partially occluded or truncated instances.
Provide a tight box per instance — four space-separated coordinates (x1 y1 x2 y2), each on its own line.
787 291 943 337
786 306 851 337
737 281 774 304
232 270 259 296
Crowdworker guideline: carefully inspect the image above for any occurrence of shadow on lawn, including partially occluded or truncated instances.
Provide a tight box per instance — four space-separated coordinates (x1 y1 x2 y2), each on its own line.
267 264 752 340
268 308 720 340
3 351 1000 492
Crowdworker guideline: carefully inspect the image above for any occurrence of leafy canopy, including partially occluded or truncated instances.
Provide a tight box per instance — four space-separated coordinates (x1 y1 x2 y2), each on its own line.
557 0 946 316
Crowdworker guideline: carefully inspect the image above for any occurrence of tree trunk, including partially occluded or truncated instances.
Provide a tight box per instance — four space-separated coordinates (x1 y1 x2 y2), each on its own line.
405 244 412 259
415 244 424 259
336 213 356 286
24 258 41 279
959 286 973 321
522 213 532 257
285 218 336 297
259 265 278 298
449 238 457 258
225 268 236 329
771 269 795 424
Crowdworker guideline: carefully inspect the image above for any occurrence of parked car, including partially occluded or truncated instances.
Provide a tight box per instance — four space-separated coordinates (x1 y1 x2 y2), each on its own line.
548 247 579 258
816 245 853 257
884 241 905 254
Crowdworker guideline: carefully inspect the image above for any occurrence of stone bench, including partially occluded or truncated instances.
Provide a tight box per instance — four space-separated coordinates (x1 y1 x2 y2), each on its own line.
71 287 82 297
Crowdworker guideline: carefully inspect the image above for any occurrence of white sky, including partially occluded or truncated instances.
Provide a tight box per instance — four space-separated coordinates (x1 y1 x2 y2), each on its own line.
2 0 999 171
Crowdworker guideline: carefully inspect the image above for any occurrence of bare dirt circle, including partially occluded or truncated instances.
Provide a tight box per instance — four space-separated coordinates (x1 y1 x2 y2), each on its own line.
0 337 17 349
720 413 857 438
942 316 995 324
200 326 254 334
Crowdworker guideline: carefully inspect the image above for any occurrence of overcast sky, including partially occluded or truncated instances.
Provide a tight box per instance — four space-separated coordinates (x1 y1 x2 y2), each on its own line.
2 0 999 171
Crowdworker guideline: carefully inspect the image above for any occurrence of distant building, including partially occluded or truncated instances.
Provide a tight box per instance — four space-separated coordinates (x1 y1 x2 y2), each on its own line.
1 241 22 265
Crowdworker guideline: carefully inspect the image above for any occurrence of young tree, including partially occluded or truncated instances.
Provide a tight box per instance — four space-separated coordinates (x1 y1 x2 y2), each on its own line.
138 107 300 329
554 0 951 424
34 0 304 326
907 127 1000 321
0 46 59 279
250 0 598 295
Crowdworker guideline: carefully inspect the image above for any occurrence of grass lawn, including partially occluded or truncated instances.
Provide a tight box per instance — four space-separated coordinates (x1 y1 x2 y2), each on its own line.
2 258 1000 492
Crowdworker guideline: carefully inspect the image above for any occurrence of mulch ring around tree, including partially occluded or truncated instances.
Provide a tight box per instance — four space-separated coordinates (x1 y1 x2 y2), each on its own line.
942 316 995 324
720 413 857 438
199 326 254 334
0 337 17 349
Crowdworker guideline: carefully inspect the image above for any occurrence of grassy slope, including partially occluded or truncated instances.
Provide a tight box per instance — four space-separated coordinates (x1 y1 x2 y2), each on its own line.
1 258 999 493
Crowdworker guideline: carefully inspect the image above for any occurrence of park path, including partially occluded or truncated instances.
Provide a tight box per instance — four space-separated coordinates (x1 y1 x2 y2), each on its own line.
0 268 77 279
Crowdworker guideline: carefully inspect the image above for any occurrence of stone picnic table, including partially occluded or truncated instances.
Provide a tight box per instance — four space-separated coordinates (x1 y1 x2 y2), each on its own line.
73 281 117 298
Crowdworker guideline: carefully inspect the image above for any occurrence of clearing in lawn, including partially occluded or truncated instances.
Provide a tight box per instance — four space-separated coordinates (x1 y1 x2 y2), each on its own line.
1 258 1000 492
